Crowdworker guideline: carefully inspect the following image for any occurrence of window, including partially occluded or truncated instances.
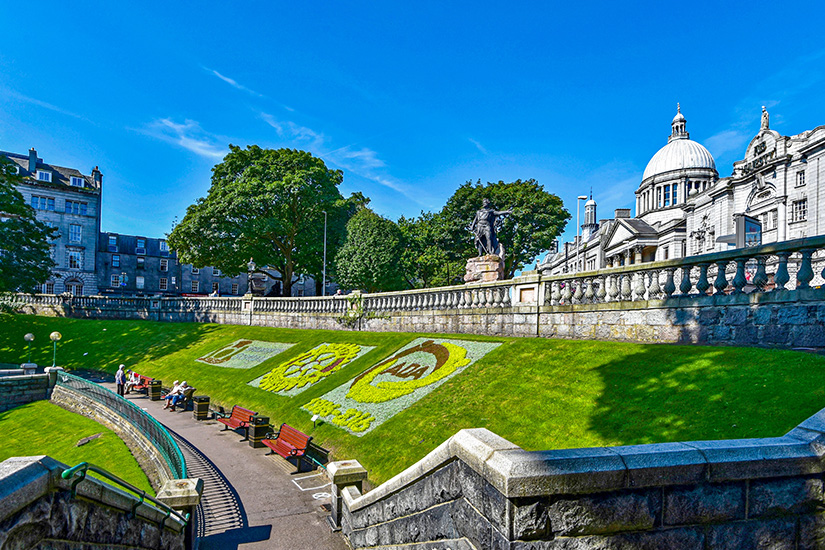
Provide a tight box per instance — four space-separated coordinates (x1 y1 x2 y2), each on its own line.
36 170 52 182
136 276 145 290
657 187 662 208
191 267 199 274
69 224 82 243
112 254 120 268
791 199 807 222
108 235 117 251
797 171 806 187
43 282 55 294
65 200 88 215
136 238 146 255
159 240 169 253
213 267 221 277
212 282 219 293
67 250 82 269
70 176 84 187
231 283 239 295
111 274 120 288
31 196 55 211
663 185 671 207
672 183 678 205
770 209 778 229
160 259 168 272
159 278 168 291
191 281 199 293
136 257 145 269
761 209 778 231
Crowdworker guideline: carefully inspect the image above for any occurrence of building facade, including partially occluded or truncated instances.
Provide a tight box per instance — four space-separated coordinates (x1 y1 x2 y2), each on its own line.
542 106 825 275
2 148 102 295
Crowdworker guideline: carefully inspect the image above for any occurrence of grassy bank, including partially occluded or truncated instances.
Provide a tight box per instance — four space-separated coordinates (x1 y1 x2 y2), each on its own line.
1 314 824 485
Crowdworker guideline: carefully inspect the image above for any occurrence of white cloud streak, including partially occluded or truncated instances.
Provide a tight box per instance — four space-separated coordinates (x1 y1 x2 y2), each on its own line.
203 67 264 97
5 88 86 120
469 138 488 155
145 118 227 159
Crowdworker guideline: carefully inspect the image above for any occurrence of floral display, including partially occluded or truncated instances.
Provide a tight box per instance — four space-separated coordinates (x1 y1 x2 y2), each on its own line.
196 339 293 369
303 338 500 435
249 342 374 396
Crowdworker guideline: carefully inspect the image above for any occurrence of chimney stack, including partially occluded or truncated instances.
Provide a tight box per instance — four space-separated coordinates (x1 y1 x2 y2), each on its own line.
28 148 38 172
91 166 103 187
614 208 631 219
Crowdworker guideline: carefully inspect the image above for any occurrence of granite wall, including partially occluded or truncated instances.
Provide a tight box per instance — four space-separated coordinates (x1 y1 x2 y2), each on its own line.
0 374 51 414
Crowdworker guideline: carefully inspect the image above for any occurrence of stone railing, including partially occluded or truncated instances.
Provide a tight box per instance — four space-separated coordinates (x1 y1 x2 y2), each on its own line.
328 403 825 549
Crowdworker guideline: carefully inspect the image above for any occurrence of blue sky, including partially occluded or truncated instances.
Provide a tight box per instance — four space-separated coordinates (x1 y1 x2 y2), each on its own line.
3 1 825 251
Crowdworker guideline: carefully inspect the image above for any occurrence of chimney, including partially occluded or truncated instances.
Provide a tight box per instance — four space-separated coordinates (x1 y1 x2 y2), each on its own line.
91 166 103 187
614 208 631 219
28 148 38 172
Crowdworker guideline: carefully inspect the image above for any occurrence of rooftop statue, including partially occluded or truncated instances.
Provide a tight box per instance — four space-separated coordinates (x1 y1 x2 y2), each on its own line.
470 198 512 257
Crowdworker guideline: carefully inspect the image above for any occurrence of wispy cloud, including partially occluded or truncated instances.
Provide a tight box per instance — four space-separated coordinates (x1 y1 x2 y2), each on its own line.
144 118 226 159
203 67 264 97
4 88 86 120
260 112 325 146
703 129 752 160
469 138 488 155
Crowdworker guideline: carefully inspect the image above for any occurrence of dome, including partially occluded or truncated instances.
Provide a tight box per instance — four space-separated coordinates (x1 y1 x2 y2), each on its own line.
642 139 716 181
585 198 596 207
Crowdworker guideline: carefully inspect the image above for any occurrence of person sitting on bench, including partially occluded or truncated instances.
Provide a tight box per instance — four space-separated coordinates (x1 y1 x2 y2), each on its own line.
124 370 140 394
163 381 182 410
168 381 191 411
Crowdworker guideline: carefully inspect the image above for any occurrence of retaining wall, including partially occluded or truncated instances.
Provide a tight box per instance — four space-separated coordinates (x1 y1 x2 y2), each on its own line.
0 374 51 414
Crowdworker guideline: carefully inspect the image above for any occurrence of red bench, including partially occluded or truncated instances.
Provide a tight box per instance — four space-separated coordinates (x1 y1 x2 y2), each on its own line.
216 405 257 441
128 374 153 395
263 423 313 472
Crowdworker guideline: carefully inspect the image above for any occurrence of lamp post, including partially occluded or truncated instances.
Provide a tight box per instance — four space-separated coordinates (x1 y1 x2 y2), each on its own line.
576 195 588 273
322 211 328 296
247 258 256 295
24 333 34 364
50 331 62 368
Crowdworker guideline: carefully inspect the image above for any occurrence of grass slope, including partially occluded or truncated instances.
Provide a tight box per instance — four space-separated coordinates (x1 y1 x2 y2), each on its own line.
2 314 824 485
0 400 154 494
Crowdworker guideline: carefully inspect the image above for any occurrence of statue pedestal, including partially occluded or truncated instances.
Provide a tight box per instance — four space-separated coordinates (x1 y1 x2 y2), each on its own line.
464 255 504 283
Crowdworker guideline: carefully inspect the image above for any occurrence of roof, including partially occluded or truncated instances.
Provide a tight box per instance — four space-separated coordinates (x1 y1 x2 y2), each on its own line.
642 138 716 182
622 218 659 237
1 150 99 192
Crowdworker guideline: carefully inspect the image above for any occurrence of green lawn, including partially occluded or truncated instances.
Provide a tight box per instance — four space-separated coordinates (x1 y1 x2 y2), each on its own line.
2 314 824 485
0 400 154 494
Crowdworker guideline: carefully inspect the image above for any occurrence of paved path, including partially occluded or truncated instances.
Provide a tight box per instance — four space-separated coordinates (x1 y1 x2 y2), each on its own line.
104 382 348 550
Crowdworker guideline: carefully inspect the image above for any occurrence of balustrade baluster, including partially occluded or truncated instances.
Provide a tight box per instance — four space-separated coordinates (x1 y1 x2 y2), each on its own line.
550 282 561 305
620 274 632 301
713 261 729 295
562 281 573 304
648 270 661 299
732 259 748 294
797 249 815 289
608 275 619 301
774 252 791 290
596 277 607 303
695 263 710 295
573 281 583 303
633 272 646 301
679 266 692 295
584 278 595 303
663 268 676 298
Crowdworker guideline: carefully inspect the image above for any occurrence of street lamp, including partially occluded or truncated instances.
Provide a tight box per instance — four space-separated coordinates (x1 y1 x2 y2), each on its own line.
576 195 588 273
247 258 257 295
50 331 62 368
24 333 34 364
321 211 328 296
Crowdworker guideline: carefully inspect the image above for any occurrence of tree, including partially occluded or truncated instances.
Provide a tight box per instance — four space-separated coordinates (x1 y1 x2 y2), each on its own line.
0 158 55 293
168 146 346 296
335 208 406 293
398 212 465 288
440 179 570 278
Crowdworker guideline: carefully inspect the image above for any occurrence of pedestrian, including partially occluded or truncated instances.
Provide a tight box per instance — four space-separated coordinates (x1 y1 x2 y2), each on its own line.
169 381 191 411
115 364 126 396
164 380 182 409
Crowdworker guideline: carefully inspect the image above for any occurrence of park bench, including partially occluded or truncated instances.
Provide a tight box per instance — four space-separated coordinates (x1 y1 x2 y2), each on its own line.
215 405 257 440
129 374 153 395
161 386 197 411
262 423 313 472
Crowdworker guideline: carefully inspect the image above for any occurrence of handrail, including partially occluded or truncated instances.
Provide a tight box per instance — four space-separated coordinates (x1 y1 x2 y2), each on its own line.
61 461 189 527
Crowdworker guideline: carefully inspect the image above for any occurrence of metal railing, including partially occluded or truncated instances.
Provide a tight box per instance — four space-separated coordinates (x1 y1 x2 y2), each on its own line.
56 371 186 479
61 461 189 528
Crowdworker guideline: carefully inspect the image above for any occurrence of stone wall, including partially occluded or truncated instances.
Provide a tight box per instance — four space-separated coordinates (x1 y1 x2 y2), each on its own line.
338 414 825 549
0 374 51 414
0 456 185 550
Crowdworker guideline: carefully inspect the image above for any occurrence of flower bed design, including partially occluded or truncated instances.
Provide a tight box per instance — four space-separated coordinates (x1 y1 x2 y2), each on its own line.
196 339 293 369
248 343 374 396
303 338 500 435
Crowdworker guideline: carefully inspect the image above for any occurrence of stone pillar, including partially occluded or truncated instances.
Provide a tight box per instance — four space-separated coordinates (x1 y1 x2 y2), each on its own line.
464 255 504 283
193 396 210 421
156 478 204 550
634 245 644 264
248 415 270 448
326 460 368 532
20 363 37 375
148 380 162 401
44 366 64 388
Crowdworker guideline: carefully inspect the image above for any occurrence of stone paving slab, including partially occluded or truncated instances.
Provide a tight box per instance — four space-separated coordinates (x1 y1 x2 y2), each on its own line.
108 383 348 550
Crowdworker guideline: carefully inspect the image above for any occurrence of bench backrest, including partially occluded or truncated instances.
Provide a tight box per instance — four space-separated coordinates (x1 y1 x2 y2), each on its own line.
230 405 256 422
277 423 311 449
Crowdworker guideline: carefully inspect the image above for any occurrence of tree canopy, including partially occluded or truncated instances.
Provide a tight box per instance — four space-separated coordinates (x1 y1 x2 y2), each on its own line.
0 158 55 293
168 146 347 296
398 212 466 288
335 208 406 293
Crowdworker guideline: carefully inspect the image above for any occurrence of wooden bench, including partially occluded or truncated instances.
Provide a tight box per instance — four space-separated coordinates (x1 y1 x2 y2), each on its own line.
262 423 313 472
161 386 197 411
128 374 153 395
215 405 257 440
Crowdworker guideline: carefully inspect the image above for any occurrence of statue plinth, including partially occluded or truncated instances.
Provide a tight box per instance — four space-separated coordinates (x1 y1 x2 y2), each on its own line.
464 255 504 283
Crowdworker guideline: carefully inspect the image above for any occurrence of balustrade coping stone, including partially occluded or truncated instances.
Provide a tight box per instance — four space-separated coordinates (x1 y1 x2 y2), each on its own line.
344 406 825 511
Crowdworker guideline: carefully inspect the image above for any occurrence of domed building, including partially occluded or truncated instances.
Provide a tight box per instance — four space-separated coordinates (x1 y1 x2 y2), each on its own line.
541 104 825 276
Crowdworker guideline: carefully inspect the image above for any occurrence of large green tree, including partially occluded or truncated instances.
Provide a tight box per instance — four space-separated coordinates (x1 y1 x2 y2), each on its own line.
398 212 465 288
168 146 347 296
440 179 570 278
0 158 55 293
335 208 406 293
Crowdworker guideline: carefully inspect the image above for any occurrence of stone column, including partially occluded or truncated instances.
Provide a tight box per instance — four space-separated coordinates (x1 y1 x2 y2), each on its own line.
326 460 368 531
248 416 270 448
156 478 204 550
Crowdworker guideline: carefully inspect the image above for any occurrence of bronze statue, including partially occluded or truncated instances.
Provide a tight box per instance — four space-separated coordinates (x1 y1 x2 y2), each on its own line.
470 198 512 257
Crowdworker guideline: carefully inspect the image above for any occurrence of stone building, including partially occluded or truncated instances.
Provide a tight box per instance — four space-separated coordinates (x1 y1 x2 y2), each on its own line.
542 105 825 274
2 148 102 295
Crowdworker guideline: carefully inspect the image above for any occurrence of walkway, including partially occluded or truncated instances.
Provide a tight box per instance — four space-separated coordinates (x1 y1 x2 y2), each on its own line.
103 381 348 550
